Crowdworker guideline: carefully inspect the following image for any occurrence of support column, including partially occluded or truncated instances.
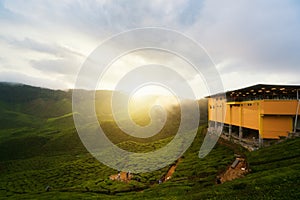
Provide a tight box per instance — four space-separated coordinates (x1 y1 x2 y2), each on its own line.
229 124 232 140
258 101 263 148
239 103 243 142
239 126 243 141
294 89 299 133
229 105 232 141
259 134 263 148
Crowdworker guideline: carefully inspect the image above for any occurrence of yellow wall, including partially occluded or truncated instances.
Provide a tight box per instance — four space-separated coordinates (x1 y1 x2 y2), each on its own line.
208 97 298 139
261 100 298 115
262 116 293 139
242 103 260 129
230 105 241 127
208 98 260 129
208 98 226 123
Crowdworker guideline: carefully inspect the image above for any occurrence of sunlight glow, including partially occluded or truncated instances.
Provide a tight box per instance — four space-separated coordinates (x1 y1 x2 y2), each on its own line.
132 85 173 98
129 85 179 111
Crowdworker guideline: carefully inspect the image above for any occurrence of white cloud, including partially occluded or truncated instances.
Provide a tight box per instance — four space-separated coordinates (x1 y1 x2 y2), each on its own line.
0 0 299 94
186 0 300 89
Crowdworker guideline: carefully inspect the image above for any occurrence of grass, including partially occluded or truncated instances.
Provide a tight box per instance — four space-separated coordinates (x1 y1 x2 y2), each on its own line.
1 126 300 199
0 83 300 199
0 125 238 199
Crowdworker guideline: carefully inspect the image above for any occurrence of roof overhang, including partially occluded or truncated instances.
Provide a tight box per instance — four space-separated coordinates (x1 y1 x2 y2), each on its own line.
206 84 300 102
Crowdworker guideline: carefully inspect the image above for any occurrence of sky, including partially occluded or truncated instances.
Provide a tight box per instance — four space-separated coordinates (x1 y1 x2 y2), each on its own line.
0 0 299 98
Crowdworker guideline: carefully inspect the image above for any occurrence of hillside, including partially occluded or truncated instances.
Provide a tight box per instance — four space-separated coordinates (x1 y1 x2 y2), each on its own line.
0 83 299 199
0 82 207 155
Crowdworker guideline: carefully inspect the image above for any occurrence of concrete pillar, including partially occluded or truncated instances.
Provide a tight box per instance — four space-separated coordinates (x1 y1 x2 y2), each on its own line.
259 134 263 148
229 124 232 140
239 126 243 141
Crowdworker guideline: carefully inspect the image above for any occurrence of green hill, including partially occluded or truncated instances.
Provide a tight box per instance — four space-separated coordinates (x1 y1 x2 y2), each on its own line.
0 82 206 159
0 82 299 199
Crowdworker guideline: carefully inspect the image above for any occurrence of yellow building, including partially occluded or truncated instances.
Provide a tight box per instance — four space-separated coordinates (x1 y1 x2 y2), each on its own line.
207 84 300 147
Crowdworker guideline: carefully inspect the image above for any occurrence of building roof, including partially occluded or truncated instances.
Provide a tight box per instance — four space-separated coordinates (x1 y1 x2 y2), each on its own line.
207 84 300 102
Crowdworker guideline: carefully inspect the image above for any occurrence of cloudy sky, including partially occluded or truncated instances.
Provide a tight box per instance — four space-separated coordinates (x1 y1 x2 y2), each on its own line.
0 0 299 97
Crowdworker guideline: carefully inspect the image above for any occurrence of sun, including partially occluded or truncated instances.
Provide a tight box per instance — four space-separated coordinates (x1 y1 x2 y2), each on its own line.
130 84 179 109
131 84 173 98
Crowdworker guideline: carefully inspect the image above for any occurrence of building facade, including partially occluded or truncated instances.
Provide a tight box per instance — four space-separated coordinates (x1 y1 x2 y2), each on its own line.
207 84 300 147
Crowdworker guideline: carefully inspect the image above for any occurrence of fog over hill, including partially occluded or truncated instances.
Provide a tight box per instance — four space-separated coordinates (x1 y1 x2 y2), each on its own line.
0 82 207 150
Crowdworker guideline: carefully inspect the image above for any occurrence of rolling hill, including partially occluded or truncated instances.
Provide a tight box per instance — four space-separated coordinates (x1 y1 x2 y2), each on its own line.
0 82 299 199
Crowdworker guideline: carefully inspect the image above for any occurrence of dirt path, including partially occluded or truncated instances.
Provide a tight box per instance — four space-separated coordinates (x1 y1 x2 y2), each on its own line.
109 172 132 182
218 157 249 183
109 158 182 184
161 158 181 182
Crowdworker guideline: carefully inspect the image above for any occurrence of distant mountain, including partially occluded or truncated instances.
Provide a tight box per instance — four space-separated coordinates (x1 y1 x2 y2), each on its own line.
0 82 208 160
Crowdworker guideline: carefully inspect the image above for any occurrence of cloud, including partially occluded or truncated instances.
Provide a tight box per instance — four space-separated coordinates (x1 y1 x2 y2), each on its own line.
4 37 60 56
0 70 72 89
31 58 80 76
187 0 300 81
0 36 84 84
0 0 299 94
177 0 204 26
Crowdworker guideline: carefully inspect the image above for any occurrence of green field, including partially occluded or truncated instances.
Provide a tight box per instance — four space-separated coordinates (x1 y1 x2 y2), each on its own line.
0 83 300 199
